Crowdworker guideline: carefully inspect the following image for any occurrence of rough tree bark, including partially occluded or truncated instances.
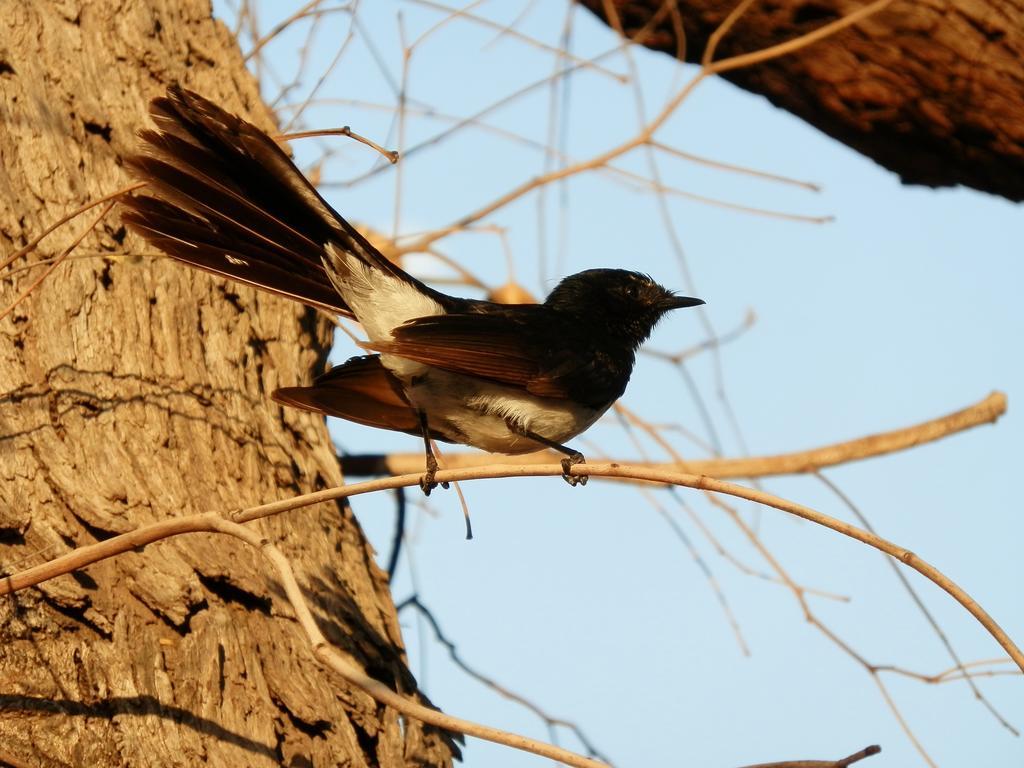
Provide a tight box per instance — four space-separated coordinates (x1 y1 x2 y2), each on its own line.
579 0 1024 201
0 3 454 766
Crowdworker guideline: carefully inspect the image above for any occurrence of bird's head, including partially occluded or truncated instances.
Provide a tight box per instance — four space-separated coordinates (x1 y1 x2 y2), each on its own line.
545 269 704 347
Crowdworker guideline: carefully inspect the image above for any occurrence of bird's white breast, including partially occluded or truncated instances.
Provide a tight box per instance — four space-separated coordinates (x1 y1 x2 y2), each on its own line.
408 370 607 454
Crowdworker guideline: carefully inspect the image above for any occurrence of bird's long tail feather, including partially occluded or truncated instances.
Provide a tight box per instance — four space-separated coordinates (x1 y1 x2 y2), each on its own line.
121 85 414 316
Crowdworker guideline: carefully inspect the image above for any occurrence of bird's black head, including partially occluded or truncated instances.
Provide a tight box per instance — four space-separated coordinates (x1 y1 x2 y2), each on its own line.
545 269 704 348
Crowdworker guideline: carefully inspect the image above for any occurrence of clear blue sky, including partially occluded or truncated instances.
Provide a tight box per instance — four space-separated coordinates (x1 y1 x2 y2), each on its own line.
217 2 1022 765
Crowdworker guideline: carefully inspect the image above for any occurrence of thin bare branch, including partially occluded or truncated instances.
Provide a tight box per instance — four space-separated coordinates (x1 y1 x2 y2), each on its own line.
208 517 610 768
4 462 1021 673
816 470 1019 735
0 182 145 276
407 0 625 81
1 201 116 322
709 0 899 76
650 141 821 191
397 594 612 762
277 126 400 163
341 391 1007 479
242 0 349 61
737 743 881 768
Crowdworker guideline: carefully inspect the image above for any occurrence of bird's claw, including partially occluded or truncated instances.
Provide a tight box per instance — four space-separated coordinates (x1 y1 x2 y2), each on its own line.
560 453 588 487
419 456 449 496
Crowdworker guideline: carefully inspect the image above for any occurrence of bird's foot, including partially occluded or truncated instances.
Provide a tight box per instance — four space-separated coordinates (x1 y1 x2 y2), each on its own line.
419 454 450 496
560 452 588 487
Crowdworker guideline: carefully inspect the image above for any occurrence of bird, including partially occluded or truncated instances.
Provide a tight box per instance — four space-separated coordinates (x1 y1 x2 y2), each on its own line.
120 86 704 493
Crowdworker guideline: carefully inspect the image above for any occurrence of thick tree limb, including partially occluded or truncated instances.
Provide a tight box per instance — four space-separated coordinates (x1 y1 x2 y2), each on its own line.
578 0 1024 200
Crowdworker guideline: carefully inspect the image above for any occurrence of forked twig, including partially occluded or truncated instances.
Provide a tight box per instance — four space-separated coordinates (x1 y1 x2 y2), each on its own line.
276 126 400 163
0 182 144 276
1 200 117 322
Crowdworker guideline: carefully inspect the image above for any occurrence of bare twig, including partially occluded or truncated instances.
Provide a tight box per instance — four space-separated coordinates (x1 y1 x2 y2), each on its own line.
643 308 756 365
397 594 612 762
650 141 820 191
207 517 609 768
702 0 761 66
641 489 751 655
407 0 625 82
4 463 1021 672
815 470 1018 736
711 0 898 76
669 489 849 601
0 182 145 276
1 201 117 322
276 126 400 163
738 743 881 768
243 0 350 62
396 0 900 256
340 391 1007 479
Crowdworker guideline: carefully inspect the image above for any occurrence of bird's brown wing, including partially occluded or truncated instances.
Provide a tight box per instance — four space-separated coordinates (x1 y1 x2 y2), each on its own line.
364 313 572 400
272 355 444 438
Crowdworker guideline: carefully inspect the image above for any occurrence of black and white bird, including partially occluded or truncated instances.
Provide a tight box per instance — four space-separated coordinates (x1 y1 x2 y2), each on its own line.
121 86 704 491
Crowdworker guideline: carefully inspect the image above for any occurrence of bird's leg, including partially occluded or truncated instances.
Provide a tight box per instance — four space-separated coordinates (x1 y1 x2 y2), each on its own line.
506 420 588 487
417 411 449 496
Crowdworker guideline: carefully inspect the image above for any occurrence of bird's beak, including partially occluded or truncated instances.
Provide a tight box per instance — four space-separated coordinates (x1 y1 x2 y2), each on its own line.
661 294 705 310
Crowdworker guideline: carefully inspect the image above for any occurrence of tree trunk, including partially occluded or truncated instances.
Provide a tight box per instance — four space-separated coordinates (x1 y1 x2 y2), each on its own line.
579 0 1024 201
0 3 452 766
